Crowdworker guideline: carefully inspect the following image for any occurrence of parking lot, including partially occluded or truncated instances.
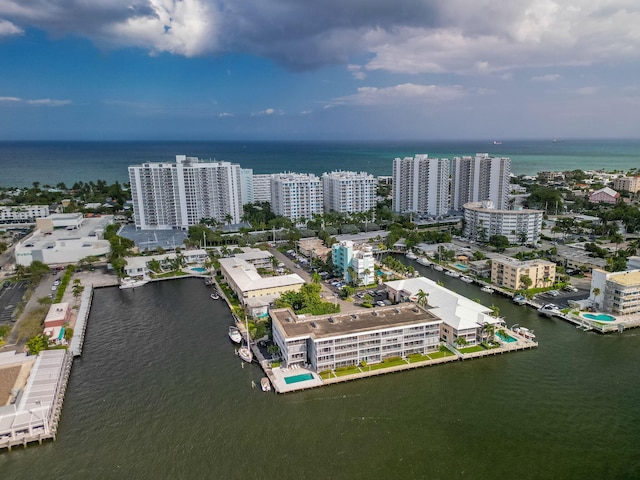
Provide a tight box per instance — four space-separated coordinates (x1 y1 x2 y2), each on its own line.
0 281 29 324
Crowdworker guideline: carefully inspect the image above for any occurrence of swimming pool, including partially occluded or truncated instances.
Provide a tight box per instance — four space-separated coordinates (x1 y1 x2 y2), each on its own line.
377 270 392 276
453 262 469 271
284 373 314 384
191 267 207 273
496 332 516 343
583 313 616 322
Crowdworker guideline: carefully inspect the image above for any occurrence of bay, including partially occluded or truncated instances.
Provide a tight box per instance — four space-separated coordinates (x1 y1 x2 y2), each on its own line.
2 273 639 479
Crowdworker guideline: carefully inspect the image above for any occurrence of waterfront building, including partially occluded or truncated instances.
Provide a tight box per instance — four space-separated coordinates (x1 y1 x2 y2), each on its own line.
252 174 273 203
321 170 376 215
270 173 323 221
392 155 450 217
219 256 305 318
233 247 273 269
612 176 640 193
239 168 254 205
43 302 71 343
123 249 208 277
0 205 49 224
332 240 375 286
588 187 620 205
451 154 511 210
462 201 543 245
491 254 556 291
14 215 113 266
590 269 640 315
128 155 243 230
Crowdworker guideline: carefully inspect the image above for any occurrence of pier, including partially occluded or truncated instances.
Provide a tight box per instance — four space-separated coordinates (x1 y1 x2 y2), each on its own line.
69 286 93 357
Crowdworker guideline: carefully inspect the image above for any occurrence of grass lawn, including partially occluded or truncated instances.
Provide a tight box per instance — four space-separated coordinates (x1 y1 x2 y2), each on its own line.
335 367 361 377
426 350 454 359
368 358 408 370
459 345 486 354
319 371 333 380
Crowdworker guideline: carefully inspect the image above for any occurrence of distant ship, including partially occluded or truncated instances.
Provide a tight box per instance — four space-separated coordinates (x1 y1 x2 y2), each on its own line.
493 141 503 145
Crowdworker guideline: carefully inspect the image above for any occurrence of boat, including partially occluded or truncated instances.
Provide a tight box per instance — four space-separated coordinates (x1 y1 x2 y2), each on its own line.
228 326 242 344
445 270 460 278
460 276 473 283
512 294 526 305
238 317 253 363
493 140 503 145
210 292 220 300
417 257 431 266
481 286 494 294
512 324 536 340
405 251 417 260
260 377 271 392
119 277 149 289
433 264 444 272
538 303 561 317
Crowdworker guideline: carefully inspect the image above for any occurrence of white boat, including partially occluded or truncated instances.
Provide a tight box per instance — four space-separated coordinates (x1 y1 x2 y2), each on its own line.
417 257 431 266
405 252 417 260
119 277 148 289
210 292 220 300
238 317 253 363
481 286 494 294
512 324 536 340
260 377 271 392
460 276 473 283
513 294 526 305
433 265 444 272
228 326 242 344
445 270 460 278
538 303 560 317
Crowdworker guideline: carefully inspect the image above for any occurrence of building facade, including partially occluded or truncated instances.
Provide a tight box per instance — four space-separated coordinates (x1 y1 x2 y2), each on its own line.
392 155 450 216
0 205 49 224
322 170 376 214
588 187 620 205
451 154 511 211
239 168 254 205
252 174 273 203
590 269 640 315
270 173 323 221
128 155 243 230
463 201 543 245
612 176 640 193
332 240 375 286
491 255 556 291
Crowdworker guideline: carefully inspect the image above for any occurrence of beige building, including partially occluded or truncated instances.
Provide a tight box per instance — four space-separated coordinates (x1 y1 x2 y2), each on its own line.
491 255 556 290
612 176 640 193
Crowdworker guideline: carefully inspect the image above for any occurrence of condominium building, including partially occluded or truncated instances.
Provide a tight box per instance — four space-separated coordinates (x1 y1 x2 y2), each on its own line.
612 176 640 193
252 174 273 203
270 173 323 221
239 168 254 205
0 205 49 223
491 254 556 290
128 155 243 230
463 201 543 244
322 170 376 214
332 240 375 286
392 155 450 216
451 154 511 210
590 269 640 315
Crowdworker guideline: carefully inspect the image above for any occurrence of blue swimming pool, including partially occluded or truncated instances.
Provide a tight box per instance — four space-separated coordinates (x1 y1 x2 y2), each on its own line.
583 313 616 322
453 262 469 271
496 332 516 343
191 267 207 273
284 373 314 384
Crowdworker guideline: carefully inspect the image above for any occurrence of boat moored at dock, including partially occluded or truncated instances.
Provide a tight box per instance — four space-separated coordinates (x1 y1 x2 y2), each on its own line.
119 277 149 289
512 324 536 340
538 303 561 317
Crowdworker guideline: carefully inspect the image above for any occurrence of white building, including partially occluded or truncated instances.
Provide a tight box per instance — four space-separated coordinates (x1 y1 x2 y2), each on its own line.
271 173 323 221
322 170 377 215
463 201 543 244
332 240 375 286
0 205 49 224
392 155 450 217
252 174 273 203
451 154 511 211
239 168 254 205
128 155 243 230
590 269 640 315
123 249 209 277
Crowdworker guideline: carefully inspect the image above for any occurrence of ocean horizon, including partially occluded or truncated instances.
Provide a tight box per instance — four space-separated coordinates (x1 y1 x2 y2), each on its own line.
0 138 638 188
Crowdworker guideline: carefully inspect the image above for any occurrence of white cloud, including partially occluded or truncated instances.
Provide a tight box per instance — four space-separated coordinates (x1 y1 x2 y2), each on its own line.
26 98 72 106
218 112 233 118
532 73 561 82
0 96 21 102
251 108 282 116
0 18 22 36
347 64 366 80
329 83 465 107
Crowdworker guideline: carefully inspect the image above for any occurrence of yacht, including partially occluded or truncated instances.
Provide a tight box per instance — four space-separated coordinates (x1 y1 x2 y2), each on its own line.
480 286 494 294
119 277 149 289
210 292 220 300
405 251 417 260
460 276 473 283
238 317 253 363
445 270 460 278
512 294 526 305
228 326 242 344
538 303 561 317
512 324 536 340
417 257 431 266
433 264 444 272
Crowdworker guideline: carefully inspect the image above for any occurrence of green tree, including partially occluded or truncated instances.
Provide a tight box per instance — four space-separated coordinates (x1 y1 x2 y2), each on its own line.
489 235 510 252
416 289 429 307
520 275 533 291
26 334 49 355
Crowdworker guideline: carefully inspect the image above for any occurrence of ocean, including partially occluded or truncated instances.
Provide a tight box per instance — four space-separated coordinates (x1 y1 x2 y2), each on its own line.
0 139 639 188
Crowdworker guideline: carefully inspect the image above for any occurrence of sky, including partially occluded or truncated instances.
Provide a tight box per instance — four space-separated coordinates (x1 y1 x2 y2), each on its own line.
0 0 639 141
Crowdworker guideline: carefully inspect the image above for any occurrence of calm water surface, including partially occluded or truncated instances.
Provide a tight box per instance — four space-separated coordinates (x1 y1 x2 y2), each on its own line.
1 275 640 479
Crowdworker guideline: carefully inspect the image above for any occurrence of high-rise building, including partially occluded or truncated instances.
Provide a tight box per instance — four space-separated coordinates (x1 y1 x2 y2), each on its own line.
252 174 273 203
451 154 511 211
322 170 377 214
392 155 450 216
128 155 243 230
463 201 543 245
270 173 323 221
239 168 254 205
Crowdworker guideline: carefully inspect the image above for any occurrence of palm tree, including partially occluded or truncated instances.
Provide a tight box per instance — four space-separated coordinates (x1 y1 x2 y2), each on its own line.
416 289 429 307
363 268 371 285
224 213 233 226
346 266 356 286
489 304 500 318
592 287 601 309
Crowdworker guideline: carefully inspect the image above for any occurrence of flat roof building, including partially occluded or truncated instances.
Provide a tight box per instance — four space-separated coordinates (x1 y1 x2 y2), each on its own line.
590 269 640 315
392 155 450 217
452 154 511 210
491 254 556 291
463 201 543 245
270 173 323 221
322 170 377 215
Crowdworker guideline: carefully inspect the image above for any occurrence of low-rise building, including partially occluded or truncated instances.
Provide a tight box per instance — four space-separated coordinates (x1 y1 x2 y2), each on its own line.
491 255 556 290
590 269 640 315
0 205 49 224
612 176 640 193
463 201 543 245
233 247 273 269
589 187 620 205
123 249 208 277
43 302 71 343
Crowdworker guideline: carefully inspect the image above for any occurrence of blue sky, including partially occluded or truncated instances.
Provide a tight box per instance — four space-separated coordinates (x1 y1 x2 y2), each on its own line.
1 0 639 141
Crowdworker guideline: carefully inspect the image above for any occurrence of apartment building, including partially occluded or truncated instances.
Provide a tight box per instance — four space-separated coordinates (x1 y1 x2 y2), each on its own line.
463 201 543 244
0 205 49 223
332 240 375 286
128 155 243 230
252 174 273 203
590 269 640 315
451 154 511 210
270 172 323 221
612 176 640 194
322 170 376 214
392 154 450 216
491 255 556 290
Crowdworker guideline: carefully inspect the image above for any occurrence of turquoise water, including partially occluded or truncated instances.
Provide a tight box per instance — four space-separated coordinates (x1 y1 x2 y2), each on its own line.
584 313 616 322
377 270 392 276
190 267 206 273
284 373 314 384
453 263 469 271
496 332 517 343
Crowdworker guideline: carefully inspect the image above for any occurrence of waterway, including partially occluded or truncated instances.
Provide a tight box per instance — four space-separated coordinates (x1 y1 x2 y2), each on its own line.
1 275 640 479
